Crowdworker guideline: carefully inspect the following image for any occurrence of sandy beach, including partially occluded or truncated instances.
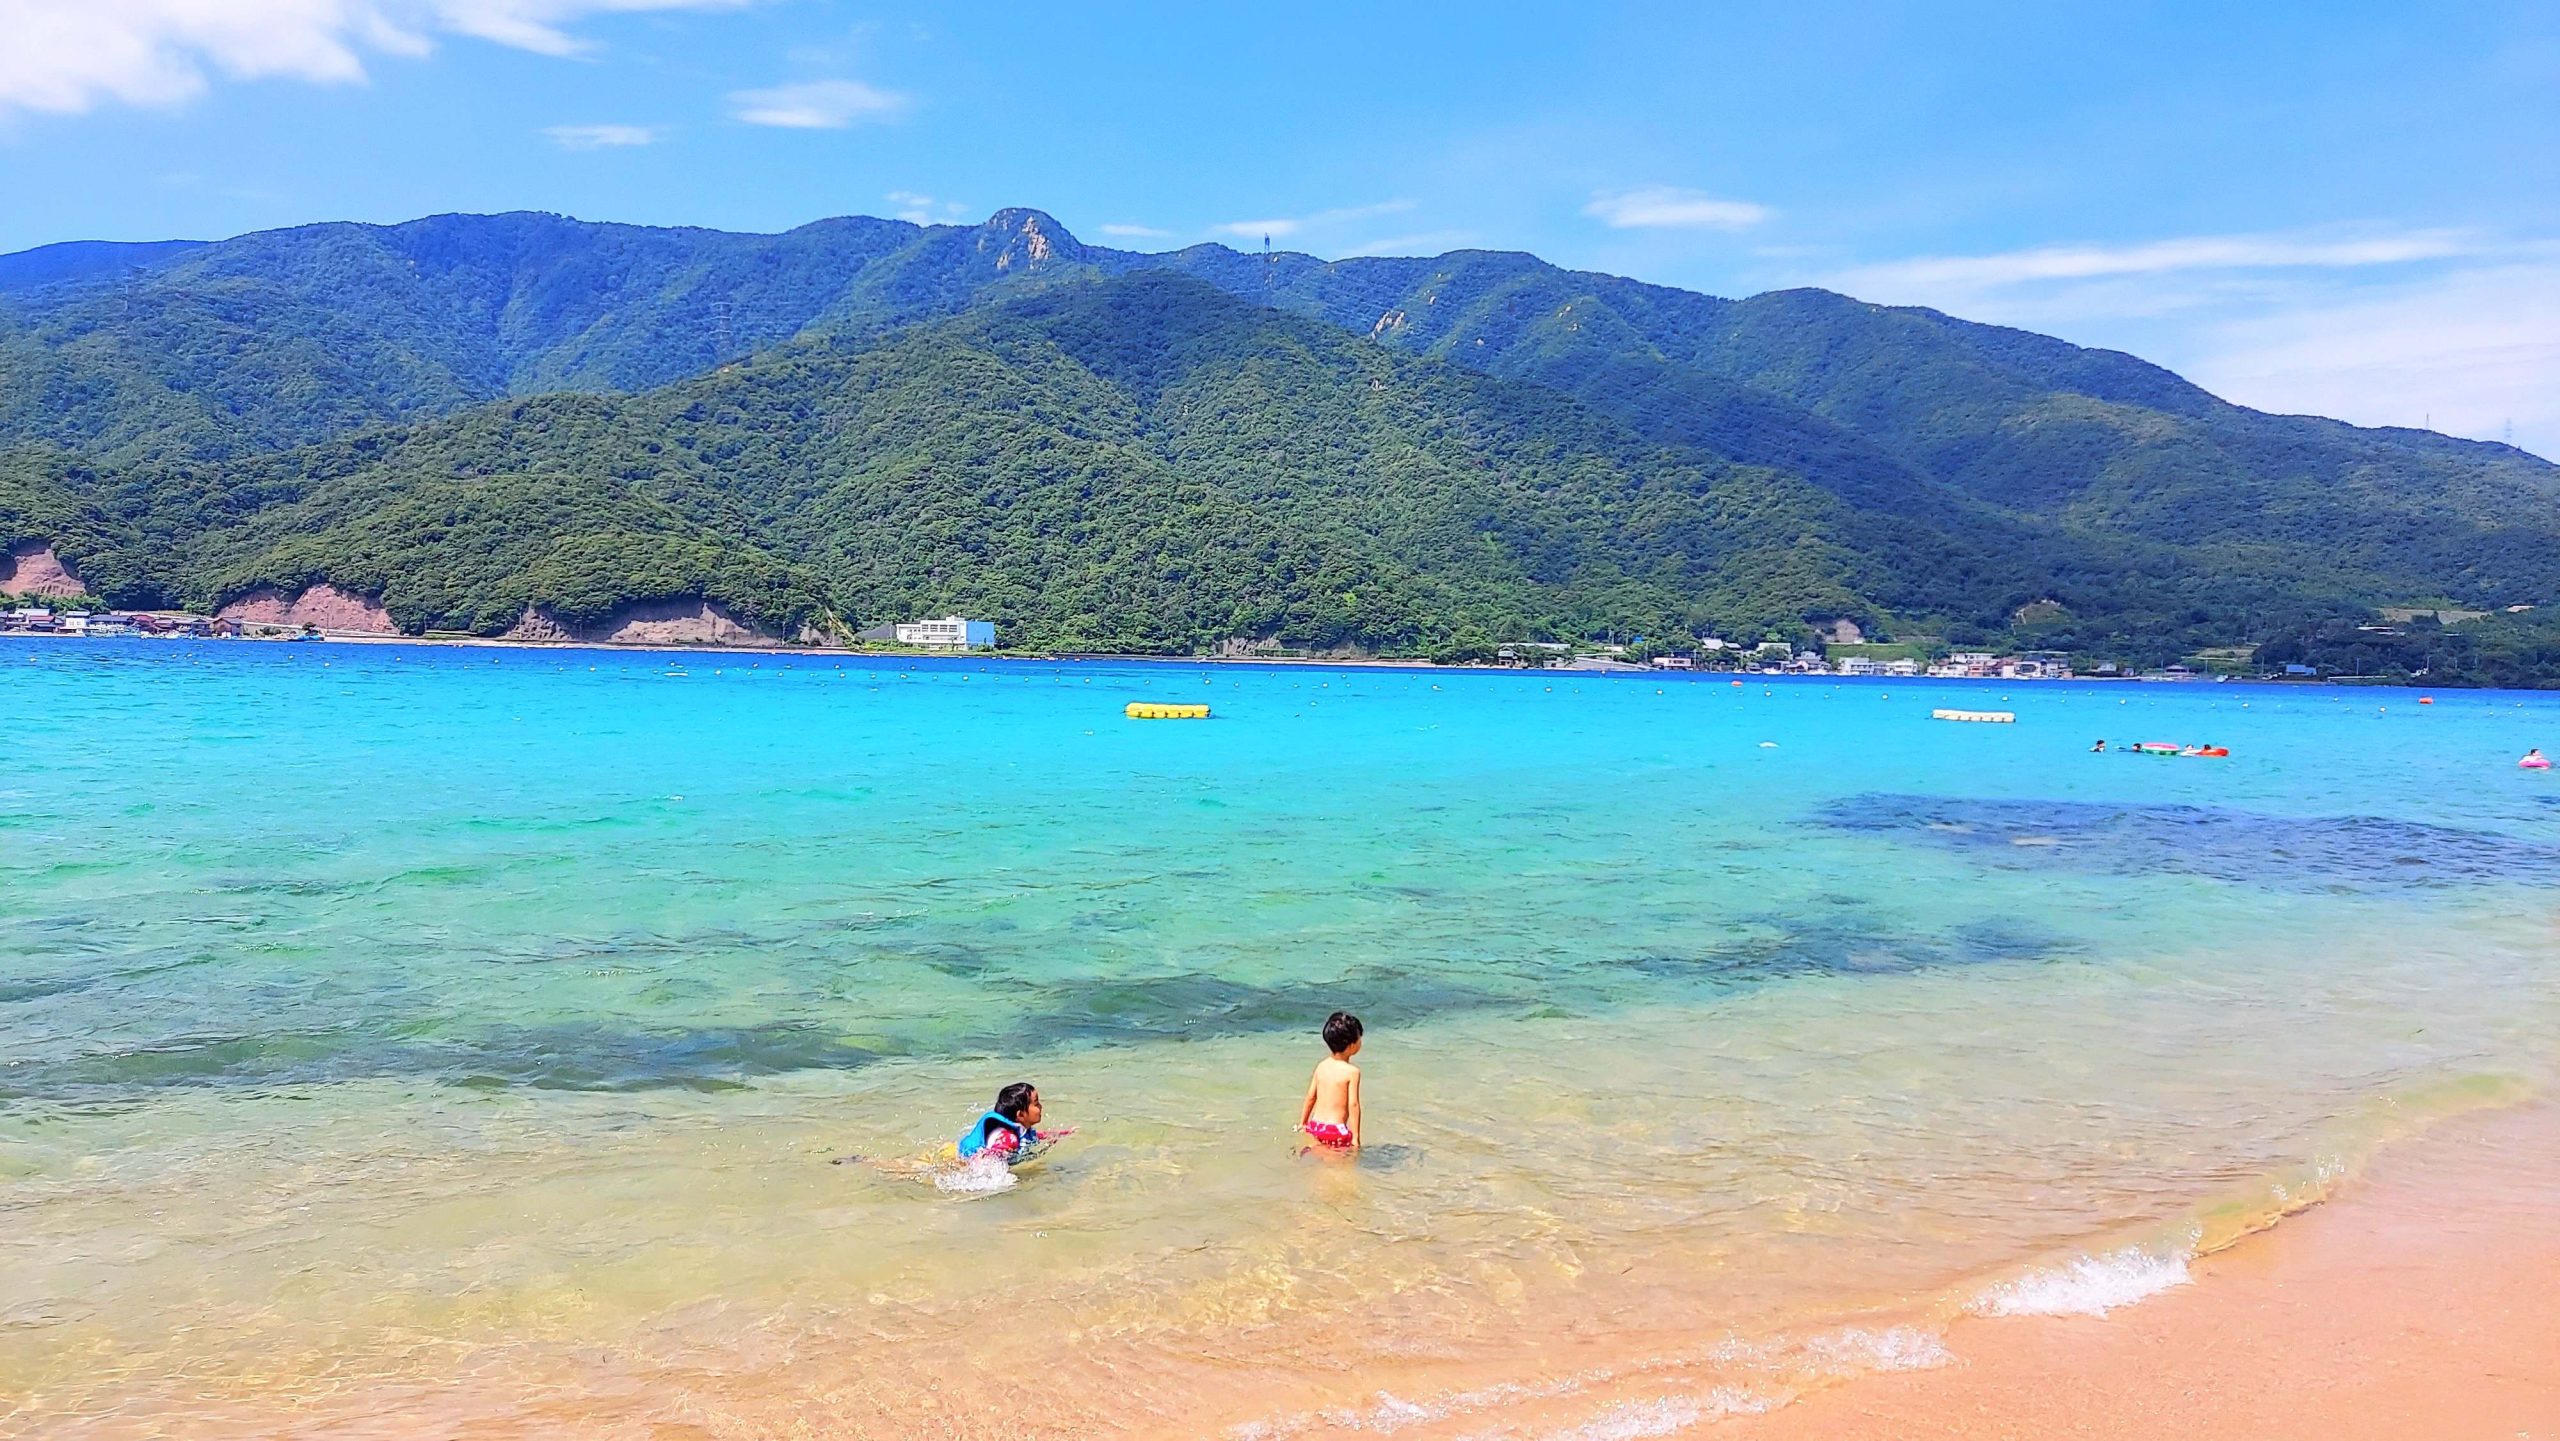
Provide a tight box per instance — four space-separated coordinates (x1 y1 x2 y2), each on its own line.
1726 1099 2560 1441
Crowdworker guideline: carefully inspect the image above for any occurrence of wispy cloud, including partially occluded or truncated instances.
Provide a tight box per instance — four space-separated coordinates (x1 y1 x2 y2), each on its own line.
544 122 664 149
1829 229 2480 296
1805 225 2560 458
0 0 750 117
884 189 968 224
728 78 907 129
1342 230 1479 259
1213 199 1415 241
2188 258 2560 459
1098 223 1170 238
1584 186 1770 231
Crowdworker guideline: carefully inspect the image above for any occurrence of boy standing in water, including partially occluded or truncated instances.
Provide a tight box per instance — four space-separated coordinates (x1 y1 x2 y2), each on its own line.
1299 1011 1364 1151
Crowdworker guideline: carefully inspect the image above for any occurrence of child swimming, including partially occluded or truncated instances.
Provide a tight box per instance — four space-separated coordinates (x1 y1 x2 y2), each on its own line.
953 1081 1063 1164
1298 1011 1364 1151
833 1080 1070 1177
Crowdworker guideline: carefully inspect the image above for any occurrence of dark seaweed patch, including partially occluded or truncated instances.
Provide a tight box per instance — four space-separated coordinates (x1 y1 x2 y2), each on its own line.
1618 918 2074 986
1819 794 2560 890
1 1022 886 1107
1006 965 1517 1048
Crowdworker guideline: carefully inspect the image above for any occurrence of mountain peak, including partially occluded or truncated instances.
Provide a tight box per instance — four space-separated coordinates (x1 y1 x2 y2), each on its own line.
975 208 1084 270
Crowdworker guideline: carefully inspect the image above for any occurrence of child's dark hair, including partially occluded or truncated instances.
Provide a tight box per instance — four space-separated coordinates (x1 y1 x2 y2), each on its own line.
1321 1011 1363 1054
993 1081 1038 1120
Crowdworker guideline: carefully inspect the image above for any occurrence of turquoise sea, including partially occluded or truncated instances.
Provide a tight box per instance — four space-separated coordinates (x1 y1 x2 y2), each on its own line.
4 639 2557 1437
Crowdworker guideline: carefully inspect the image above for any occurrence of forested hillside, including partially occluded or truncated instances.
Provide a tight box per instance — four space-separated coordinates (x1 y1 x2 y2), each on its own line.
0 277 1990 647
2 208 2554 673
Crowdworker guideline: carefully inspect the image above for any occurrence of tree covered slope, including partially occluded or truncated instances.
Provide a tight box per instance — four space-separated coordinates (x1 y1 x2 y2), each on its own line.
1 208 2553 667
9 276 2008 648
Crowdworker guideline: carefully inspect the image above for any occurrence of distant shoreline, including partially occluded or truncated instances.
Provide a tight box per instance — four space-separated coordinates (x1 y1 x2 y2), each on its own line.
0 628 2437 686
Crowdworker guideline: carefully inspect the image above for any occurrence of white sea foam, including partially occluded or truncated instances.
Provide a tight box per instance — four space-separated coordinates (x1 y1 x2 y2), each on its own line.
1538 1388 1779 1441
1306 1369 1609 1433
931 1155 1018 1195
1972 1245 2192 1317
1706 1322 1950 1377
1800 1324 1951 1373
1545 1397 1703 1440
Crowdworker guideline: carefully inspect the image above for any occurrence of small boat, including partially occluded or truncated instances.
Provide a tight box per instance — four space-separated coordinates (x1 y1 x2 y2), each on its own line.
1932 708 2015 723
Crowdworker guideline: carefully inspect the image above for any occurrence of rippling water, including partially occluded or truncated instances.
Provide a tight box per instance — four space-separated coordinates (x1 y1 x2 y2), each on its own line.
4 640 2555 1437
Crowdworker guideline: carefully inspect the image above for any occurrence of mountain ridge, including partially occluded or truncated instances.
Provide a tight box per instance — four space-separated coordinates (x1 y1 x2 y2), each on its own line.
3 207 2555 680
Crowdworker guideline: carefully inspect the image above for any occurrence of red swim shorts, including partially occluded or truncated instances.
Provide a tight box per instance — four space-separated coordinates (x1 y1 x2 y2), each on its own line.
1303 1121 1353 1149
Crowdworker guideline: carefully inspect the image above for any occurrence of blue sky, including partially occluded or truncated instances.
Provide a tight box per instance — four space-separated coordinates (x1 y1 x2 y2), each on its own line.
3 1 2554 455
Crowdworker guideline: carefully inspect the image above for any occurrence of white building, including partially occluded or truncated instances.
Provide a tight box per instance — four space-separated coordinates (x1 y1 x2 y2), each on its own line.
2001 651 2073 680
1650 655 1695 670
1836 656 1884 676
893 616 996 649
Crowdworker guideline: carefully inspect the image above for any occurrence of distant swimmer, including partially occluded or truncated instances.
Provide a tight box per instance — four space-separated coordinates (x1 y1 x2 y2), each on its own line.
1299 1011 1365 1152
2091 739 2108 753
2524 749 2552 770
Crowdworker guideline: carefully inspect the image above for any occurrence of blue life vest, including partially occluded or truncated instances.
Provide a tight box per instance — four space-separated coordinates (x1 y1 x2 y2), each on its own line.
955 1110 1033 1162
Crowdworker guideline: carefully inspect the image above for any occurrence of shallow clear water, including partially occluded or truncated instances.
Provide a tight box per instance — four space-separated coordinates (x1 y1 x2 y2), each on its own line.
3 640 2556 1436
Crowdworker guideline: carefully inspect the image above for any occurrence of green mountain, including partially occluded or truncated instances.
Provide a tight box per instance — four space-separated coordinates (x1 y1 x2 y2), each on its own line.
2 208 2554 676
1140 244 2560 608
9 275 1983 648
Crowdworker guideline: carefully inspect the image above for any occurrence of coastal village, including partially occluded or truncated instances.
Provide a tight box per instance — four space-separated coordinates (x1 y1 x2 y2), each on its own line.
0 600 2215 680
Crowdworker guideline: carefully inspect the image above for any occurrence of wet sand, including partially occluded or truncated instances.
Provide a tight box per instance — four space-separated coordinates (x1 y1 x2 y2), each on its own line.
1732 1100 2560 1441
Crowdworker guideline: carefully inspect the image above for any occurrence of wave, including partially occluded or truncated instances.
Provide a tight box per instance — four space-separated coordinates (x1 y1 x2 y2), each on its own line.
1970 1242 2195 1317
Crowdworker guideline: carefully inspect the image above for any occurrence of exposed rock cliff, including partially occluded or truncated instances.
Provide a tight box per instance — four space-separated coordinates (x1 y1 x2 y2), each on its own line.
216 584 400 634
1 542 85 598
504 600 766 645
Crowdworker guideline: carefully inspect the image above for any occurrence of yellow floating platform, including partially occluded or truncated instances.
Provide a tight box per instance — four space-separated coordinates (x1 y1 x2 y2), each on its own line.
1932 708 2016 723
1125 702 1212 720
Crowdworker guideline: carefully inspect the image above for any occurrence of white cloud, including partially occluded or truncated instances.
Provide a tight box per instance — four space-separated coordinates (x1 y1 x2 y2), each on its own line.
1097 223 1170 239
428 0 747 57
1827 229 2481 298
2187 259 2560 460
1212 199 1415 241
883 189 968 224
543 121 662 149
1342 230 1479 259
1584 186 1770 231
0 0 750 117
728 77 906 129
1804 226 2560 459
